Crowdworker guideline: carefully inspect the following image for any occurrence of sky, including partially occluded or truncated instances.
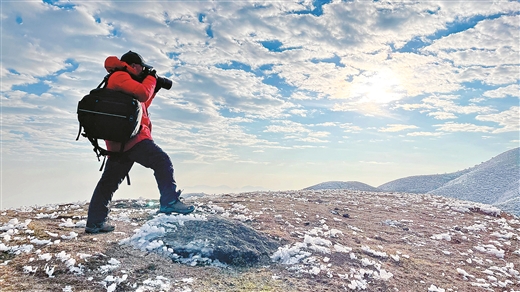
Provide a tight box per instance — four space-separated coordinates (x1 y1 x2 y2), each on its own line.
1 0 519 209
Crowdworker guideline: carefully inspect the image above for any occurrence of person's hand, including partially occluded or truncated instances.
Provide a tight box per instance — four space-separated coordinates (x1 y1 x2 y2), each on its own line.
147 69 158 79
147 69 161 93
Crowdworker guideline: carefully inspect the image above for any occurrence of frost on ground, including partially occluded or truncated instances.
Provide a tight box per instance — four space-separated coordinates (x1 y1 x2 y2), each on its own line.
0 190 519 291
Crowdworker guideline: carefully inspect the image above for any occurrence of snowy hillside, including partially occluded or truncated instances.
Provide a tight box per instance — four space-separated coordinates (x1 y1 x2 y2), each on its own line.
303 181 380 192
494 197 520 218
377 170 471 194
428 148 519 211
1 191 519 292
303 147 519 217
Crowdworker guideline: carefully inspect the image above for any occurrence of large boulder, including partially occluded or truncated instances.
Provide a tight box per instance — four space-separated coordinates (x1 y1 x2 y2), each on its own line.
161 216 281 267
121 214 281 268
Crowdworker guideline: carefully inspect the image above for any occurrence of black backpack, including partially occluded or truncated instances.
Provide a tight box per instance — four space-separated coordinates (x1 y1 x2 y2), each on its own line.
76 73 142 182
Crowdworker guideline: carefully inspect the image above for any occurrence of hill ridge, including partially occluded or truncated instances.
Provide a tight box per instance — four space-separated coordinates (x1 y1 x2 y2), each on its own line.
303 181 380 192
305 147 519 216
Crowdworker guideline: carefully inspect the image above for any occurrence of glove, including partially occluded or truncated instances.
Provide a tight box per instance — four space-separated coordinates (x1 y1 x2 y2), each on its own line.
148 69 161 93
147 69 158 79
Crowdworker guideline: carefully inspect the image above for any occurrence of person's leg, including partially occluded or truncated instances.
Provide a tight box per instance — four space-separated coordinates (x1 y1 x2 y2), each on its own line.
128 140 193 213
126 140 179 204
87 156 133 227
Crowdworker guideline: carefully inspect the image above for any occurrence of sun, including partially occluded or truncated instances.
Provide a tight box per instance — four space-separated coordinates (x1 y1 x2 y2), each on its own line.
358 69 405 104
331 68 407 116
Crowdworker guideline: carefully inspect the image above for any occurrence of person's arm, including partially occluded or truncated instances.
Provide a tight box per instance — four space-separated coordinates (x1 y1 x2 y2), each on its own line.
108 71 157 102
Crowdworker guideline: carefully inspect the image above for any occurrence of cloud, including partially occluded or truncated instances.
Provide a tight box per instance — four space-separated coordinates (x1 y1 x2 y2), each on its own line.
423 95 495 115
359 161 392 165
476 106 520 134
396 94 496 120
423 15 519 63
433 122 494 133
379 124 419 133
483 84 520 99
262 120 331 144
427 112 458 120
407 131 443 137
421 15 520 87
1 0 518 194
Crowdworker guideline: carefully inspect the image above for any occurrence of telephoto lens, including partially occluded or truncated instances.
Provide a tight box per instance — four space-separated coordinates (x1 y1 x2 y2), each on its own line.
157 77 173 90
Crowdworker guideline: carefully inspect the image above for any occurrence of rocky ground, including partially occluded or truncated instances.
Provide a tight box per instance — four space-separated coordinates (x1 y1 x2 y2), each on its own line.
1 190 519 291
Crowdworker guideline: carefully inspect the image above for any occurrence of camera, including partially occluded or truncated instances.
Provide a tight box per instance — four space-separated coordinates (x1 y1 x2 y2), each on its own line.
142 66 172 90
156 76 172 90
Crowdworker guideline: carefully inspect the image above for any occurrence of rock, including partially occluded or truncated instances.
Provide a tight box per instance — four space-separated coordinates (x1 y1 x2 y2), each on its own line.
160 216 281 267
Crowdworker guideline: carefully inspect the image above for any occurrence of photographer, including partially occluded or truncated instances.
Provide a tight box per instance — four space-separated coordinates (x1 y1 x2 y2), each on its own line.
85 51 194 234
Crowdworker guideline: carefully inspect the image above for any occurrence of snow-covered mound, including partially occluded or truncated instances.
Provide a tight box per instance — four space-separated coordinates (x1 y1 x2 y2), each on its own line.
428 148 519 206
303 181 380 192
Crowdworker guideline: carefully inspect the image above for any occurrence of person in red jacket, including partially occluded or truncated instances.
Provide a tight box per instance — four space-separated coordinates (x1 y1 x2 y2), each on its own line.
85 51 194 234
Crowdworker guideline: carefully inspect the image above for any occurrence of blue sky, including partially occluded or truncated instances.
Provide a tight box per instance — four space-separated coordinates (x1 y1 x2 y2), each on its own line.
1 0 519 209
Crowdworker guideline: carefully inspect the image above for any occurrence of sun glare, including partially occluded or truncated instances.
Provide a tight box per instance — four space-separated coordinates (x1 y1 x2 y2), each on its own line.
353 69 405 105
360 70 404 104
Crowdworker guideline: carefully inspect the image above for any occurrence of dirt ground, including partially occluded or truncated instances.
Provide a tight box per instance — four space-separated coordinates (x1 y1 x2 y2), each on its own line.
1 190 519 291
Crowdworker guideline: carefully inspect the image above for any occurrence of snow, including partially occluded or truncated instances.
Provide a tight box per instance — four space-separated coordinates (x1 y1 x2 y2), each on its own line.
431 232 452 241
119 213 209 258
361 246 388 259
39 253 53 261
428 284 446 292
474 244 505 259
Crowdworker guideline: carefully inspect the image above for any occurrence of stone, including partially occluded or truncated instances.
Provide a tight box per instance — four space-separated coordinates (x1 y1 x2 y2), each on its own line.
160 216 281 267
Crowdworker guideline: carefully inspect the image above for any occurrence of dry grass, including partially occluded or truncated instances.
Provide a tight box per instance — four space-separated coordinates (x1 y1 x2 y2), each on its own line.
1 190 519 291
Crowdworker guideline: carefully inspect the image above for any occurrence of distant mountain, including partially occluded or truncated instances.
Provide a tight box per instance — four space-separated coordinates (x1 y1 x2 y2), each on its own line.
377 169 472 193
427 147 519 205
303 181 380 192
493 197 520 217
303 148 519 216
379 147 519 215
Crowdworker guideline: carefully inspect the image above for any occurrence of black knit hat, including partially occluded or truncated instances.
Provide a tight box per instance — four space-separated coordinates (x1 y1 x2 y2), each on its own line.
121 51 151 68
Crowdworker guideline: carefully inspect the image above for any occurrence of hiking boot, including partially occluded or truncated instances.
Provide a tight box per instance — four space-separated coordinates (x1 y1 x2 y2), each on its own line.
85 222 115 234
159 198 195 215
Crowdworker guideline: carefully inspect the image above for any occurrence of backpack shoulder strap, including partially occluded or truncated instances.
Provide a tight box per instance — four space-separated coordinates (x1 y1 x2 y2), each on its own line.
97 73 112 89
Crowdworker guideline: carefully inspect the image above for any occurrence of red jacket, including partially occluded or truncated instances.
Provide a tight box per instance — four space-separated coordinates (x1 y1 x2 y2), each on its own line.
103 56 157 152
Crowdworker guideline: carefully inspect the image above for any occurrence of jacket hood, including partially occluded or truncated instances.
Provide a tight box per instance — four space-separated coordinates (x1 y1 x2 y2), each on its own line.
104 56 139 76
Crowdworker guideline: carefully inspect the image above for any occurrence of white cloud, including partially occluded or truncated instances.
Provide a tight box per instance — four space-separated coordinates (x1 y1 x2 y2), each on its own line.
483 84 520 99
433 122 494 133
1 0 518 196
421 15 520 86
396 94 495 120
407 131 443 137
379 124 419 133
359 161 392 165
427 112 458 120
476 106 520 133
289 109 308 117
423 15 519 55
422 95 494 115
339 123 363 133
262 120 330 145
